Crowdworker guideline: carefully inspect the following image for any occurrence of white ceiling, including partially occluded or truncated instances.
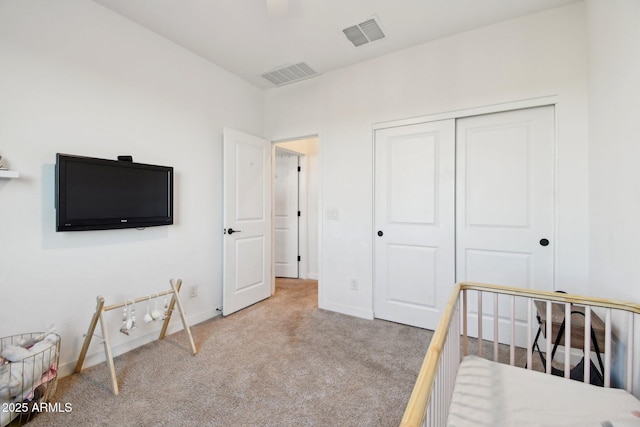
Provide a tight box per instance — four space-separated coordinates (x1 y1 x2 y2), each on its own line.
92 0 580 90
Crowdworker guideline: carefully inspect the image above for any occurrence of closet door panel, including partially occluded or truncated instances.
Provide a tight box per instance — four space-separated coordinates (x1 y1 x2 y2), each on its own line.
456 106 555 346
373 120 455 330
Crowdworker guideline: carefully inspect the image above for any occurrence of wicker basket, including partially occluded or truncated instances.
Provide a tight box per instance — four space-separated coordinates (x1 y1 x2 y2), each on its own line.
0 332 60 426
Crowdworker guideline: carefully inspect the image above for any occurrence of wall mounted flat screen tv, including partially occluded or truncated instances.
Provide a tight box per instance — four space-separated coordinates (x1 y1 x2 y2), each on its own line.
55 154 173 231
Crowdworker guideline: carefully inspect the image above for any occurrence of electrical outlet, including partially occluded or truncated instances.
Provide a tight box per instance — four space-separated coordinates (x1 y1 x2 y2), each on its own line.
350 279 358 291
189 284 198 298
326 209 339 220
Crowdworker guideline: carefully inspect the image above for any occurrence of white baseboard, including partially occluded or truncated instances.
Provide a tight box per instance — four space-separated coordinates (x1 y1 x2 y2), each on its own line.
307 272 318 280
58 308 221 378
319 300 373 320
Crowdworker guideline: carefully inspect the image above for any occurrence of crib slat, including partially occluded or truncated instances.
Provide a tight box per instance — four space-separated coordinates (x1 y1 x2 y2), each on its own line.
444 336 454 424
564 302 571 379
431 396 435 427
584 306 591 384
450 306 456 395
604 308 611 388
546 301 552 374
627 312 634 393
435 369 439 427
494 293 499 362
441 363 445 426
455 300 461 366
510 295 515 366
432 375 436 427
439 364 444 427
463 289 468 357
527 298 533 370
443 342 448 427
445 335 450 423
478 291 483 358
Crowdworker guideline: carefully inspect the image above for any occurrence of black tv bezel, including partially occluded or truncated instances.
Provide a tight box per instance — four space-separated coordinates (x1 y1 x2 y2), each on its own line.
55 153 174 232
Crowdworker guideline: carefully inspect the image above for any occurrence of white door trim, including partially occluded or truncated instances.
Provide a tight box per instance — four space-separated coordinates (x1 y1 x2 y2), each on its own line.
372 95 559 131
297 153 310 279
270 135 321 294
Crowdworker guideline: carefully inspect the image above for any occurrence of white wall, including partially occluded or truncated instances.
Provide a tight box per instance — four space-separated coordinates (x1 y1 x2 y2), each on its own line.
586 0 640 302
586 0 640 394
0 0 263 375
264 3 590 319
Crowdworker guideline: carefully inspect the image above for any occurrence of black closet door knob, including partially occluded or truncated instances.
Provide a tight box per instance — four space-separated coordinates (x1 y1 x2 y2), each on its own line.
539 238 549 247
377 230 384 237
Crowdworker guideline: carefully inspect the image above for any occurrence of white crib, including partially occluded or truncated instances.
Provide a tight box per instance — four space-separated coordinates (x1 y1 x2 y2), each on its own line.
401 282 640 427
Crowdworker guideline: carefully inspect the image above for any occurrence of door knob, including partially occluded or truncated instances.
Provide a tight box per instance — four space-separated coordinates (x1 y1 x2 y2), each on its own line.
539 238 549 247
377 230 384 237
228 228 242 235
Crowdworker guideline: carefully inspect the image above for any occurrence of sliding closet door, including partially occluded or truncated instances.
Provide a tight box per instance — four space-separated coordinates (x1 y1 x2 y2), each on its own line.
456 106 555 345
373 120 455 330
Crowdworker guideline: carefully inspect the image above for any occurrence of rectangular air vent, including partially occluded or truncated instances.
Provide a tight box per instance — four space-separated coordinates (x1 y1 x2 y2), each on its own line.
261 62 318 87
343 17 385 47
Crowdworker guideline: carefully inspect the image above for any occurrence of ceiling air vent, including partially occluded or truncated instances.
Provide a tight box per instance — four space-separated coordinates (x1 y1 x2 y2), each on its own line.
343 17 385 47
261 62 318 87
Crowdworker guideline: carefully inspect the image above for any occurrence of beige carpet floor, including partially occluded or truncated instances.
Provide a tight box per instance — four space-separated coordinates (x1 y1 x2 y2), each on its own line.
28 279 433 427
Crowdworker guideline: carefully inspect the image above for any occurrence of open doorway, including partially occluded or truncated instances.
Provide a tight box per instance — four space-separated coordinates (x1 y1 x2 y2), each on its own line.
272 136 319 285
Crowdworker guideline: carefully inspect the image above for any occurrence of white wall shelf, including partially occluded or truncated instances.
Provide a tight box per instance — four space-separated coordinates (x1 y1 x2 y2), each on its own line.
0 170 20 179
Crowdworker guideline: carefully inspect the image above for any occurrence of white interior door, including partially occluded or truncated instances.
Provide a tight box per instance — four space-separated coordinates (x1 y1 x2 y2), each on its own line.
274 152 299 278
456 106 555 345
373 120 455 329
222 128 272 316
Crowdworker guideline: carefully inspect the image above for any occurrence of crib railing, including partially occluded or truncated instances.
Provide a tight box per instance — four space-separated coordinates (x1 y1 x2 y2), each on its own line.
400 283 462 427
400 282 640 427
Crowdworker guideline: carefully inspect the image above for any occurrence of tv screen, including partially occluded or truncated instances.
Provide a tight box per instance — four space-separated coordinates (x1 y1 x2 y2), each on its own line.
55 154 173 231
